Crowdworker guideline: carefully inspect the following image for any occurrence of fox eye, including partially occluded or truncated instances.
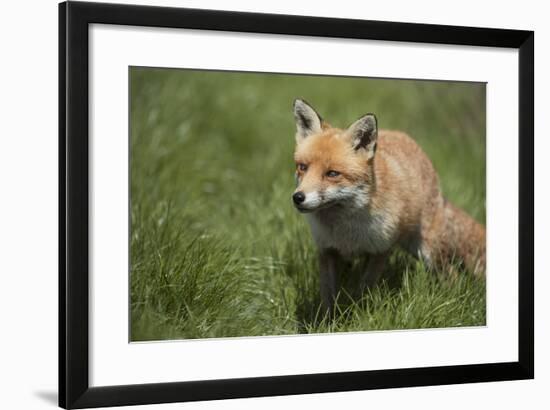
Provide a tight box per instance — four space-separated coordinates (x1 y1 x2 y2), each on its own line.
297 163 308 172
326 170 340 178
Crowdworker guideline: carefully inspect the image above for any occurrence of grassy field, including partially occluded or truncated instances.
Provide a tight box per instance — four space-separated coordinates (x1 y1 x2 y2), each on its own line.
130 68 486 341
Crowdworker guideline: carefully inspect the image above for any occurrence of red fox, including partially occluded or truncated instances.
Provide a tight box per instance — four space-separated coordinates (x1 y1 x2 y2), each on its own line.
291 99 485 312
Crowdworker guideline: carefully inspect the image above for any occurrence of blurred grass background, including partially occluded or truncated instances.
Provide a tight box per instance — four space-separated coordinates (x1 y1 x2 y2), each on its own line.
130 67 486 341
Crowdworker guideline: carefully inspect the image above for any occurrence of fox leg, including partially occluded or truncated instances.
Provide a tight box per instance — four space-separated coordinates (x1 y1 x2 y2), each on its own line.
319 248 340 314
359 252 389 293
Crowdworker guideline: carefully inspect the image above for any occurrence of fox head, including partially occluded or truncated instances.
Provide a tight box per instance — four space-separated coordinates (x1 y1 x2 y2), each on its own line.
292 99 378 213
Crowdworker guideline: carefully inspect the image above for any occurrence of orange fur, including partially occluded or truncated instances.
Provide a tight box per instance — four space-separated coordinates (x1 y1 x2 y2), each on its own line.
291 99 485 310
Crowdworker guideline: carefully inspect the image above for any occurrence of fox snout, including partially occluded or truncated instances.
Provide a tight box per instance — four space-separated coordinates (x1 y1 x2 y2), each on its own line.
293 186 331 213
292 189 318 213
293 182 371 213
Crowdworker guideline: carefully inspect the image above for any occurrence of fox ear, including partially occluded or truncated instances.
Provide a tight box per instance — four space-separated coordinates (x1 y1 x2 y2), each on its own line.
293 99 323 142
346 114 378 157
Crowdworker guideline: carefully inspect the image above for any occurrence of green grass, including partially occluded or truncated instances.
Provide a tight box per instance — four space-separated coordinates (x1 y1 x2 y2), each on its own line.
130 68 486 341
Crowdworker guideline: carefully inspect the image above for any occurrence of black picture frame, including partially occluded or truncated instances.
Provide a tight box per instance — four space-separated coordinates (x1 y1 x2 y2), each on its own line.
59 1 534 408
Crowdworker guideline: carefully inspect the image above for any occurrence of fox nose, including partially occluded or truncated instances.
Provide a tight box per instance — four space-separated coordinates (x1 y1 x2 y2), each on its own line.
293 191 306 205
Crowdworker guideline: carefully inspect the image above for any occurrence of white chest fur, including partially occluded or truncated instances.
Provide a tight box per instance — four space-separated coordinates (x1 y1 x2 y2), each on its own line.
305 207 397 257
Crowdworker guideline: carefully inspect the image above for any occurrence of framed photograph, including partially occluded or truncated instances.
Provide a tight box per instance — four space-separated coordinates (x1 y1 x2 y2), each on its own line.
59 1 534 408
